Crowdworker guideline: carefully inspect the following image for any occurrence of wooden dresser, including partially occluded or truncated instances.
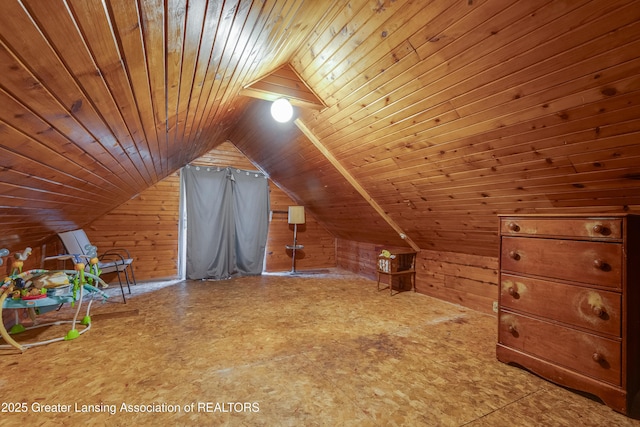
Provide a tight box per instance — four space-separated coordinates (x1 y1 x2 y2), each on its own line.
497 214 640 414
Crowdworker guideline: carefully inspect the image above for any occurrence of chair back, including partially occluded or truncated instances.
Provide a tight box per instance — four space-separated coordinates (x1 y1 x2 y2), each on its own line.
58 230 92 256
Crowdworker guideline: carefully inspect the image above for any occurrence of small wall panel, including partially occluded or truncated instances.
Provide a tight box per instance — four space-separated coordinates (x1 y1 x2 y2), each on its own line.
335 239 379 280
336 239 416 279
83 173 181 282
265 184 336 272
336 238 498 314
416 250 499 314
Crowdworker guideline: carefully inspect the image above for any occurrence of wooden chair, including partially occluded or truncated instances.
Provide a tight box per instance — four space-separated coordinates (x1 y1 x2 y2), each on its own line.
57 229 137 303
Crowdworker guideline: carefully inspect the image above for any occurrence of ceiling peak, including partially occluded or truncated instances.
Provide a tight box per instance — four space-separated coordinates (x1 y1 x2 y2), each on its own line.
240 63 326 110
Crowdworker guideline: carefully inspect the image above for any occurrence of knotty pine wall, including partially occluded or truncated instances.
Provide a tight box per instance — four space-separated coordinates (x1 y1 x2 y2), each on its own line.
267 188 337 272
40 142 336 283
40 176 181 282
85 177 180 280
336 239 499 315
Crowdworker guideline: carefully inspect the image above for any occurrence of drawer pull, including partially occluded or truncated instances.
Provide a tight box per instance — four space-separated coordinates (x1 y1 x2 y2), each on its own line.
592 352 604 363
507 287 518 297
592 224 609 235
509 250 521 261
508 222 520 232
508 325 517 334
592 306 605 318
593 259 610 271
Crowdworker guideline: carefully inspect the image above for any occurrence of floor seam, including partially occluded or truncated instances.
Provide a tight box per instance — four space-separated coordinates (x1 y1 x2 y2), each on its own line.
459 388 543 426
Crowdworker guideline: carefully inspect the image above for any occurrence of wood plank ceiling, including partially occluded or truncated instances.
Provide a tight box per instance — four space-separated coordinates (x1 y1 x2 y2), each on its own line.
1 0 640 257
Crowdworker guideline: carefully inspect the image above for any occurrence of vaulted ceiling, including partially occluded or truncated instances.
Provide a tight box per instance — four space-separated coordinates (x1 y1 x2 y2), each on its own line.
1 0 640 256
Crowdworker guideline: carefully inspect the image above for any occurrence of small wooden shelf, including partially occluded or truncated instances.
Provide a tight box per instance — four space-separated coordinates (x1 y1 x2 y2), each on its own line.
376 250 416 295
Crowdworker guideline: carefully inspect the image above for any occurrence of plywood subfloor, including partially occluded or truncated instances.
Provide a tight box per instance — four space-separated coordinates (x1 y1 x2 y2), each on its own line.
1 270 638 426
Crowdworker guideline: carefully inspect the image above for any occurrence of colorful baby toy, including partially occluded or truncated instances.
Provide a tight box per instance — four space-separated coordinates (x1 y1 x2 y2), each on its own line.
0 246 109 352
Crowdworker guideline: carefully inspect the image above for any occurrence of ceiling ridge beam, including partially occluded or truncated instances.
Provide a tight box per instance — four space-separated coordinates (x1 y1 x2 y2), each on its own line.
294 118 420 252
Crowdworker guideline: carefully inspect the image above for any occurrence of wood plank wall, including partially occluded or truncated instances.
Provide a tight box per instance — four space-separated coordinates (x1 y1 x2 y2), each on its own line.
38 141 336 283
84 176 181 281
39 175 181 283
35 174 181 282
336 239 498 315
335 239 384 280
267 187 336 272
417 250 499 315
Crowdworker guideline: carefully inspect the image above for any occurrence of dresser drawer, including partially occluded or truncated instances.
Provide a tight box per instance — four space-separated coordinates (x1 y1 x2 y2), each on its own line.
499 311 621 385
500 217 622 240
500 274 621 336
501 236 622 288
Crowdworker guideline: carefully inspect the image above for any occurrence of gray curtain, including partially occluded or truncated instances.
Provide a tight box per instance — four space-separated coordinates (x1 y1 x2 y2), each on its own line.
183 165 269 280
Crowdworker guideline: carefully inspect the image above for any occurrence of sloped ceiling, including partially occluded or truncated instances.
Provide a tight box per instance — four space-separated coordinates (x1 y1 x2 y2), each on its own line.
1 0 640 257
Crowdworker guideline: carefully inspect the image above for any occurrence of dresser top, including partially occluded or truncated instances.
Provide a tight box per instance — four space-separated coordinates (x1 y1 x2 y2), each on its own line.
498 213 637 218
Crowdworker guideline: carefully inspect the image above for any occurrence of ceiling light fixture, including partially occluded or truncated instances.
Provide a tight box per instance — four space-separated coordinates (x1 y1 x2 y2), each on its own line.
270 98 293 123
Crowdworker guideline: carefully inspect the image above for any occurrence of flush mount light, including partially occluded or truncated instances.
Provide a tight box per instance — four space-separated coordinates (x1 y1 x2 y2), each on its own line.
270 98 293 123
